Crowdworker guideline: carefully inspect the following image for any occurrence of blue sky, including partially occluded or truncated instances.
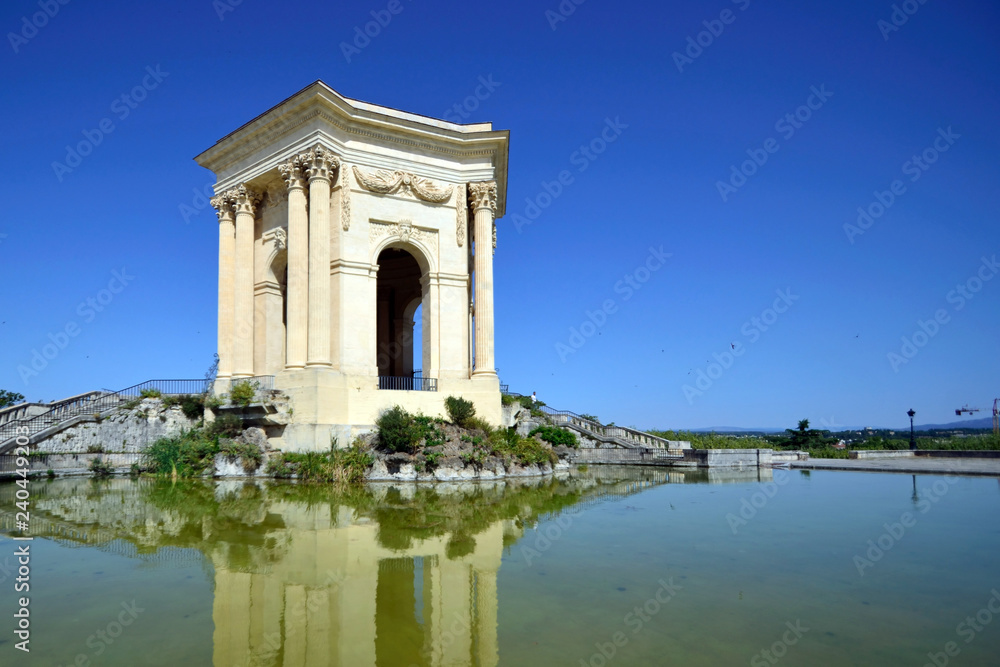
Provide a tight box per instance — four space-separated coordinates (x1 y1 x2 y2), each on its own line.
1 0 998 430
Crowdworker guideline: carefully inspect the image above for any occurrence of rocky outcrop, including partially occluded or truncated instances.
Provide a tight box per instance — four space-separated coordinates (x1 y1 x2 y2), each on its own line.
33 398 200 454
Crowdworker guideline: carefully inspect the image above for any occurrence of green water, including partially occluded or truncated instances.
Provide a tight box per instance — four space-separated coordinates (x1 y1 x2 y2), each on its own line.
1 467 999 666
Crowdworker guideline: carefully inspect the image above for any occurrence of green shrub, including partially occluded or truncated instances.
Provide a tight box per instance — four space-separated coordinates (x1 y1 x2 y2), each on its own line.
46 469 55 479
162 395 180 408
229 381 258 407
143 432 219 477
265 444 373 484
180 394 205 419
529 426 578 448
501 394 515 406
465 416 494 434
444 396 476 427
205 395 224 410
377 406 420 453
86 444 105 454
489 427 558 466
219 439 264 472
139 388 162 399
88 457 114 477
209 413 243 438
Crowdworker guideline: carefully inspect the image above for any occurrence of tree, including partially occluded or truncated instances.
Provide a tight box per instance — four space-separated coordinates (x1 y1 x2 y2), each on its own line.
0 390 25 409
781 418 835 450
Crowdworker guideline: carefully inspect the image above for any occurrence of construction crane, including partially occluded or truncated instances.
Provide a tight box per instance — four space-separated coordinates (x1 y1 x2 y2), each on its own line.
955 405 981 416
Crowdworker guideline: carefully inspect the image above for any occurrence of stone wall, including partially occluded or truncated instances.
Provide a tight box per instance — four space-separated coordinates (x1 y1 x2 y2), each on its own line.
33 398 200 454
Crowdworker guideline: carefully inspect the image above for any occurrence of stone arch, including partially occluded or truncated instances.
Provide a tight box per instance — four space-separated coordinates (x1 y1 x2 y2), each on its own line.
260 243 287 374
375 245 430 382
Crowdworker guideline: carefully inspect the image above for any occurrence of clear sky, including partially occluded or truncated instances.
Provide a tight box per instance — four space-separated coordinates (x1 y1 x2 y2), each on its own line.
2 0 998 431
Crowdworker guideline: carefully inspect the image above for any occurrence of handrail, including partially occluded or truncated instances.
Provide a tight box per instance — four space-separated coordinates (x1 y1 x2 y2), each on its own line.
0 379 212 447
506 391 676 450
378 376 438 392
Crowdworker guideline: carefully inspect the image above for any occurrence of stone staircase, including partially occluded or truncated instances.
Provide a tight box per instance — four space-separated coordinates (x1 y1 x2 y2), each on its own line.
503 393 689 456
0 379 213 454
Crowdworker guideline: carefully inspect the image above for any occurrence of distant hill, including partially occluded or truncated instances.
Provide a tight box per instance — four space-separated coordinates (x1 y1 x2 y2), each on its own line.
681 417 994 433
915 416 993 431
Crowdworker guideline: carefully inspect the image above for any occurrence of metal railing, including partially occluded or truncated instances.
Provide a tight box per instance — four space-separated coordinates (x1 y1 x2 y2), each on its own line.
0 379 211 449
504 391 676 450
378 376 438 392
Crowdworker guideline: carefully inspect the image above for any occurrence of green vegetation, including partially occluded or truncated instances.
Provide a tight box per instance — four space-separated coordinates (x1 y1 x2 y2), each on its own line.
776 419 837 449
86 444 105 454
529 425 579 449
143 430 221 478
88 457 114 477
0 390 26 408
161 394 206 419
266 443 374 484
444 395 476 427
376 406 422 453
219 439 264 472
139 388 162 399
648 429 767 449
229 380 258 408
490 427 559 466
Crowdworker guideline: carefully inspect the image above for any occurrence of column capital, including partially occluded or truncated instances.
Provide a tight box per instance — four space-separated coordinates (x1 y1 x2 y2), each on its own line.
210 194 234 223
278 159 307 191
468 181 497 214
301 143 341 183
217 184 262 216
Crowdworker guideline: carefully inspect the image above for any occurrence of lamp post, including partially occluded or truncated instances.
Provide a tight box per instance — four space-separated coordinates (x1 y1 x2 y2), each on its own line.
908 409 916 451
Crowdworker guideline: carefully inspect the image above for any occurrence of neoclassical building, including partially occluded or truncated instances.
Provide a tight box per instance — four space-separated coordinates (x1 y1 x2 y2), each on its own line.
196 82 509 450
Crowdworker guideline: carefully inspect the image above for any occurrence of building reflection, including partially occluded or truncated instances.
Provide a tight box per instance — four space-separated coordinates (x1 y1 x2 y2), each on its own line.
211 491 505 666
0 465 765 665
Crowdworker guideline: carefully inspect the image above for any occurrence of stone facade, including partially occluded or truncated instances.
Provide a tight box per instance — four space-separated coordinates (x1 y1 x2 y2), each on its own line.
197 82 509 451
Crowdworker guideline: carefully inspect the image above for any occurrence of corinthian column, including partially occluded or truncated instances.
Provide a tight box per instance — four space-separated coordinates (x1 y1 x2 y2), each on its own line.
304 145 338 368
469 182 498 377
211 194 236 382
232 185 261 378
279 158 308 369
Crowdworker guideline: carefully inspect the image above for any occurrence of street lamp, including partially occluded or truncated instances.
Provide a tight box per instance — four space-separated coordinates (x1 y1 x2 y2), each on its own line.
908 409 916 451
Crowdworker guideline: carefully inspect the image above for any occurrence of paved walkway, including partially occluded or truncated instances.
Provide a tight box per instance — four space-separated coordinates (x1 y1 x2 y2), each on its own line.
789 457 1000 477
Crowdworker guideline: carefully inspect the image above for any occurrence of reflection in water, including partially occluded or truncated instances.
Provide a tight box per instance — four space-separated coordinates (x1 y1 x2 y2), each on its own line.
0 466 758 665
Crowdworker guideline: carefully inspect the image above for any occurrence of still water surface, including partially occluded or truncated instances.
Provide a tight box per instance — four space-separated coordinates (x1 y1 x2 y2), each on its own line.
1 467 999 666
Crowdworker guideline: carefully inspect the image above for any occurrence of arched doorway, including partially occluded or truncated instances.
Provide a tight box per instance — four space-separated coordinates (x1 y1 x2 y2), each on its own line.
376 247 425 389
